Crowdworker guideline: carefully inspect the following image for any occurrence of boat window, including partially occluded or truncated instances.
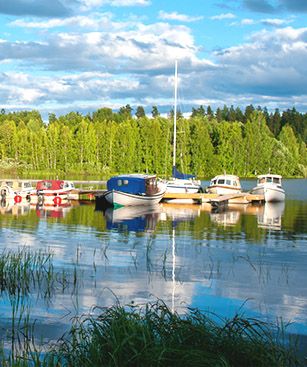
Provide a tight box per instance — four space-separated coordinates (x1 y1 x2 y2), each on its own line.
273 177 280 184
226 180 231 185
233 181 237 186
218 179 225 184
7 181 13 187
117 179 129 186
267 177 272 183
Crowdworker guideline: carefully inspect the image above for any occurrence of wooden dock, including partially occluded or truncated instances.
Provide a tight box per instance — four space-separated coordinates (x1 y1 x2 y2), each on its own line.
162 192 264 205
162 192 217 203
67 189 106 200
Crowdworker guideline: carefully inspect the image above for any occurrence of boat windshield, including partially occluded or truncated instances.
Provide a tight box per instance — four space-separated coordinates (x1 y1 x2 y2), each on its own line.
146 177 158 195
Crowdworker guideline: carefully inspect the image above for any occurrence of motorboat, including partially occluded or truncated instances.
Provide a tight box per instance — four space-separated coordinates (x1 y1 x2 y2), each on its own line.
207 174 242 195
101 174 166 208
30 180 75 206
0 180 35 203
251 174 285 202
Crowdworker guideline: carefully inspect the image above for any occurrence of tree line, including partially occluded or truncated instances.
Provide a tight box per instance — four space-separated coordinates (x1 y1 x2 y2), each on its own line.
0 105 306 178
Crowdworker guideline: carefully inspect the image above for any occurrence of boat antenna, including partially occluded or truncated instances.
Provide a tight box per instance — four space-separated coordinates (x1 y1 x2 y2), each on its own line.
173 60 178 169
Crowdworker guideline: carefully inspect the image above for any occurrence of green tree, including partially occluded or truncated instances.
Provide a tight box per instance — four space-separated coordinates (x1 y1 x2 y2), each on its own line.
151 106 160 118
135 106 146 119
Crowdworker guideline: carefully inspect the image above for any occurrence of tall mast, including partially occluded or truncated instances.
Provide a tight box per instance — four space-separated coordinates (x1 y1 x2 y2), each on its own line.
173 60 178 168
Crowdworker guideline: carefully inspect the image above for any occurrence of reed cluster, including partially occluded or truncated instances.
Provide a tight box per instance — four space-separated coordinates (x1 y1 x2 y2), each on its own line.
54 301 300 367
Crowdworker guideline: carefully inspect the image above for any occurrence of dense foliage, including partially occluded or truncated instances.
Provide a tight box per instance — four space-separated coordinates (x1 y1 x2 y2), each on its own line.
0 105 306 178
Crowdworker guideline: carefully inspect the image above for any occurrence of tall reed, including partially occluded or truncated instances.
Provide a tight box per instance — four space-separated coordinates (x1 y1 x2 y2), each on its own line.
55 301 301 367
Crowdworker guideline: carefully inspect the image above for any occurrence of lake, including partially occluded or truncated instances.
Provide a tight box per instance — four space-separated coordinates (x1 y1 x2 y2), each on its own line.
0 178 306 354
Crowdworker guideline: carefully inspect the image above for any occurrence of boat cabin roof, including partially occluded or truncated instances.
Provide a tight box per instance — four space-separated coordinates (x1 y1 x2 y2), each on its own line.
211 174 240 181
257 174 282 179
210 174 241 187
107 174 157 195
36 180 74 190
0 180 33 190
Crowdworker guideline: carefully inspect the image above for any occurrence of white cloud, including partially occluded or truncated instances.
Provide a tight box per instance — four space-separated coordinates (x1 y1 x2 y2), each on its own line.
230 18 255 26
158 11 203 23
10 13 120 30
213 26 307 98
210 13 236 21
78 0 150 10
260 18 293 27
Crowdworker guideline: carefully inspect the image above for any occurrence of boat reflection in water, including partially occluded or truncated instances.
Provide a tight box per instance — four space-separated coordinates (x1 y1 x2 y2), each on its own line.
257 202 285 230
0 199 31 216
159 203 202 222
34 202 74 219
209 203 261 227
104 205 161 232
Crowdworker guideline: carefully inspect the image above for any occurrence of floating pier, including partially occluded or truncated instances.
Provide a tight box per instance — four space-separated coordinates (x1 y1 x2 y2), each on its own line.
162 192 265 206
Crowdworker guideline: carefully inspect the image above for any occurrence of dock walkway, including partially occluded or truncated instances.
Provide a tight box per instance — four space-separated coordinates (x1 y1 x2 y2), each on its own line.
162 192 264 205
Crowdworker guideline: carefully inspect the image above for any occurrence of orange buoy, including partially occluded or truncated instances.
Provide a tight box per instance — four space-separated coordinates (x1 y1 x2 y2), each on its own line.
53 196 62 206
14 195 22 203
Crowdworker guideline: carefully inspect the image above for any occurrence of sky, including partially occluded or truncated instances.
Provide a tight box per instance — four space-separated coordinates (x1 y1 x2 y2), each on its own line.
0 0 307 119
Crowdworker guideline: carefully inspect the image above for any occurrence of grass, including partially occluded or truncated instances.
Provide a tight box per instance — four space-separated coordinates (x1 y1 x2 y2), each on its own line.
53 301 301 367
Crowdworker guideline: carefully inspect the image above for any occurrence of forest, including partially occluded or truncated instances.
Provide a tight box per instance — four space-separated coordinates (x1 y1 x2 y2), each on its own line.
0 104 306 178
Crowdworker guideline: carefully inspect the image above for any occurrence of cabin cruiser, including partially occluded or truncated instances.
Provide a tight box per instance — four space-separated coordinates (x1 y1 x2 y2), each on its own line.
100 174 166 208
251 174 285 202
0 180 35 203
30 180 75 206
207 174 242 195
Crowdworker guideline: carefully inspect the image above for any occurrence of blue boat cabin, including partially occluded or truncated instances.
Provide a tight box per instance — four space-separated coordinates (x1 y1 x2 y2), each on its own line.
107 174 159 195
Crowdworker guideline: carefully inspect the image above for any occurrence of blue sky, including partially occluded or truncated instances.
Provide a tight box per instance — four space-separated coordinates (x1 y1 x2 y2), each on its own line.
0 0 306 119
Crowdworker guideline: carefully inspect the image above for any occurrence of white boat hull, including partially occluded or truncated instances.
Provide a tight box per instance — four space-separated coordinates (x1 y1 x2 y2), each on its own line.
165 179 201 194
104 189 165 208
207 186 241 195
30 191 69 206
264 187 285 202
251 184 285 202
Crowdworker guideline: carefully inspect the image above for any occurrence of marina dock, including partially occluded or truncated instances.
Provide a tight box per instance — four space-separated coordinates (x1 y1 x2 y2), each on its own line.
162 192 264 205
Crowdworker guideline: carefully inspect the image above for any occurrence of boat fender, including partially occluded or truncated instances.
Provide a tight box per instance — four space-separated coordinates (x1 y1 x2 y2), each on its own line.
1 189 6 199
53 196 62 206
14 195 22 203
37 194 44 206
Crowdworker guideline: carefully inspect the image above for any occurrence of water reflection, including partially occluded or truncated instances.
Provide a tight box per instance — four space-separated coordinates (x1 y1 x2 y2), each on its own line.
0 199 31 216
257 202 285 230
34 202 74 219
104 205 161 232
0 199 287 234
160 203 201 222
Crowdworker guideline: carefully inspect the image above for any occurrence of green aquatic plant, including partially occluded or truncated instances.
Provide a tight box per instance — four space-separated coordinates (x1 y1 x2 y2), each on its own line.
54 301 301 367
0 249 54 297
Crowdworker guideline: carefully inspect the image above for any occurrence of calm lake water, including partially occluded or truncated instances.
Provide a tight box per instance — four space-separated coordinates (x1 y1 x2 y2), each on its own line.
0 178 306 353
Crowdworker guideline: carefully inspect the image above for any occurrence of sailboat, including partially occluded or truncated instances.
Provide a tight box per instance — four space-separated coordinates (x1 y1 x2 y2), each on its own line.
165 61 202 195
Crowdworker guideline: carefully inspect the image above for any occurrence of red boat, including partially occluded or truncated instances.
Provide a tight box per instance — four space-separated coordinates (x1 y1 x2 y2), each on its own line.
30 180 75 206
